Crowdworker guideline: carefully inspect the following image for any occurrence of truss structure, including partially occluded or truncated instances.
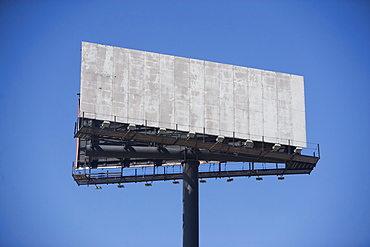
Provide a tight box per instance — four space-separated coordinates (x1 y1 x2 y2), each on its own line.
73 117 320 185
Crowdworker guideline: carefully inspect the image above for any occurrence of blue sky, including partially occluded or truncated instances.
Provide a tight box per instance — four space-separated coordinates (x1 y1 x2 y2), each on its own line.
1 1 369 246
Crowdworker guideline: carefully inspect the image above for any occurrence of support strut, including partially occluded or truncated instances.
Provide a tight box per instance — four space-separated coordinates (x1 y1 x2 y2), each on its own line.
182 160 200 247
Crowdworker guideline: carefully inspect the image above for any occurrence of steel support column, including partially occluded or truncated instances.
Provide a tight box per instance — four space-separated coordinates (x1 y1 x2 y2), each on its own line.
182 160 200 247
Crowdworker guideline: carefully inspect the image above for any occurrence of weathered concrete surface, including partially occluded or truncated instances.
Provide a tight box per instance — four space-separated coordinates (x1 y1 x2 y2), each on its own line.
80 42 307 147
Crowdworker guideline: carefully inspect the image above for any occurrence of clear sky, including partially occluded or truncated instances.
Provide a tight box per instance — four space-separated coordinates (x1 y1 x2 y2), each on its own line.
1 1 369 246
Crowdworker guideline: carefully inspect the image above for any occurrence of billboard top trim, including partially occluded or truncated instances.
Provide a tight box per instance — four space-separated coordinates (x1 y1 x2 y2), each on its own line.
81 41 302 77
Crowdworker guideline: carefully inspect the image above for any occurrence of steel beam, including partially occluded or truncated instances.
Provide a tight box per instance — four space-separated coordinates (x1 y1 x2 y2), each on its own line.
86 145 254 162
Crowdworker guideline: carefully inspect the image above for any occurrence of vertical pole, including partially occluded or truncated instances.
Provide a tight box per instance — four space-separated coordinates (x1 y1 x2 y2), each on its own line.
182 160 200 247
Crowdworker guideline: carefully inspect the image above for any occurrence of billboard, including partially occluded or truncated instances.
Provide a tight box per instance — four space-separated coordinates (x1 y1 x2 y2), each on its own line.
80 42 306 147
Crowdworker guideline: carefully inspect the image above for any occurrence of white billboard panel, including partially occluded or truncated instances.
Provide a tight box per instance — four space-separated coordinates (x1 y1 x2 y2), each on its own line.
80 42 306 147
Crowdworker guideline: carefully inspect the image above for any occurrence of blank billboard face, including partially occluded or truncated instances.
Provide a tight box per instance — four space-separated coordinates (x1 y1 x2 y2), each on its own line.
80 42 306 147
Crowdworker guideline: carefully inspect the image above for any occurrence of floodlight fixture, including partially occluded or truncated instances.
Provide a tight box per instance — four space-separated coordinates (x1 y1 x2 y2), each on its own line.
94 185 102 189
101 121 110 128
256 177 263 181
145 183 152 187
243 139 254 148
272 143 281 151
216 136 225 143
187 132 196 139
294 147 303 154
199 179 207 183
173 181 180 185
117 185 125 188
227 178 234 183
127 123 136 131
278 176 285 180
157 128 166 135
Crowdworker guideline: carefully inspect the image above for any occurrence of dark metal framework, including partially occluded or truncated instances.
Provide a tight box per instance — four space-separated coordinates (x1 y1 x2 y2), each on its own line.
73 117 320 185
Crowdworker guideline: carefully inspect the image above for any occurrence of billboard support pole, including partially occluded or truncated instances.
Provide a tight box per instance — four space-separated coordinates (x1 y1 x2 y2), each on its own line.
182 159 200 247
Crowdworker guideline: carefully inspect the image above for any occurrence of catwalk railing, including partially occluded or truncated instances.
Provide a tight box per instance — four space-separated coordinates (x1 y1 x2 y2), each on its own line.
72 161 315 186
